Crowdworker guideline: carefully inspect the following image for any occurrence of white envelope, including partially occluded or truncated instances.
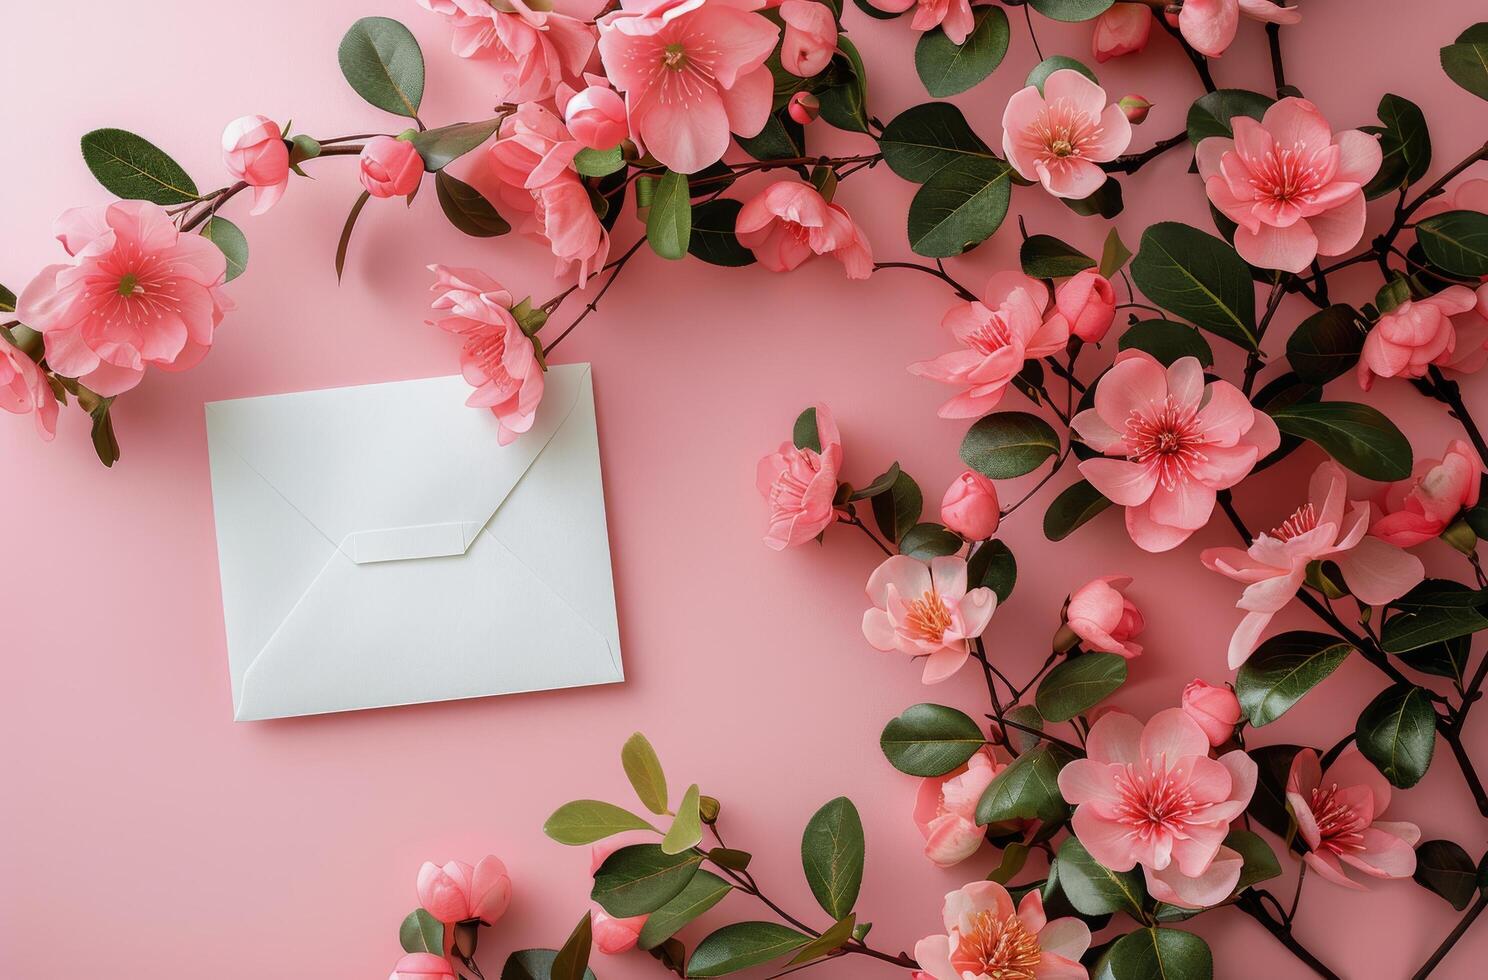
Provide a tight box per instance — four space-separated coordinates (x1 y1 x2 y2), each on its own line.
205 363 623 720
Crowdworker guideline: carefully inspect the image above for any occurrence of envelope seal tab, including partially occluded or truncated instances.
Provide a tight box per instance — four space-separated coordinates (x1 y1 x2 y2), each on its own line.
341 523 475 564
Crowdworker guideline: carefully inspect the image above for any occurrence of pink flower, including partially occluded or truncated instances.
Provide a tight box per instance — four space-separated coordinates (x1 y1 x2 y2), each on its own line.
1286 747 1421 889
1436 285 1488 375
426 265 545 446
1058 709 1257 908
735 181 873 280
1197 98 1380 273
862 555 997 684
221 115 289 215
390 953 456 980
562 82 630 151
1356 286 1481 389
1065 576 1144 658
593 907 648 954
359 136 424 198
779 0 837 77
1091 4 1151 62
1055 270 1116 343
597 0 779 174
1002 70 1132 199
909 272 1070 419
1073 351 1280 553
914 880 1090 980
1181 680 1241 748
1201 461 1424 667
866 0 974 45
416 0 596 103
940 470 1000 540
0 337 59 441
17 201 231 396
1372 440 1484 547
415 855 513 924
787 91 820 125
756 403 842 550
914 747 1009 868
1180 0 1301 58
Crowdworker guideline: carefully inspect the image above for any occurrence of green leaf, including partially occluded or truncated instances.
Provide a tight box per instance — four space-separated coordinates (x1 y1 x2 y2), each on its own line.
1105 928 1213 980
1118 320 1214 367
1062 177 1124 219
551 911 592 980
338 17 424 118
1227 829 1283 891
849 463 902 502
1236 631 1353 727
591 844 703 917
801 797 865 919
967 539 1016 602
1268 401 1413 481
573 146 627 178
1044 479 1112 541
1363 95 1431 199
909 155 1014 257
1356 684 1438 789
878 102 994 183
544 800 656 845
1021 234 1096 278
1246 743 1304 838
409 119 499 172
1003 704 1044 754
687 922 811 977
501 950 596 980
688 199 755 267
1056 838 1146 917
1286 305 1365 383
899 522 964 559
976 743 1073 824
399 908 444 954
1414 840 1478 910
435 171 511 237
1251 371 1321 472
662 784 703 855
788 913 857 965
1186 89 1274 144
1029 0 1115 22
914 7 1010 98
1381 581 1488 653
1130 222 1258 350
79 128 199 205
89 400 120 467
1035 653 1128 723
622 732 669 815
872 469 923 543
646 171 692 260
1099 228 1132 278
792 406 822 452
0 283 15 313
334 190 372 282
737 108 806 162
1417 210 1488 277
960 411 1061 478
1026 56 1097 92
638 870 732 950
200 217 248 283
880 703 986 776
1398 634 1471 684
1441 24 1488 101
817 37 870 133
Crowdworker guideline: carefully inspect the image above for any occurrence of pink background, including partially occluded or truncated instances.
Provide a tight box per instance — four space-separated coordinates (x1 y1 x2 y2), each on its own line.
3 2 1486 977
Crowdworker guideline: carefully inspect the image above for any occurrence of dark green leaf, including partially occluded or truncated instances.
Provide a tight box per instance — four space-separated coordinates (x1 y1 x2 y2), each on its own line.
551 912 592 980
1130 222 1258 350
662 784 703 855
200 217 248 282
850 462 901 501
1186 89 1274 144
792 406 821 452
338 17 425 118
976 743 1073 824
909 155 1014 257
1251 371 1321 472
1003 704 1044 754
1056 838 1146 917
1100 228 1132 278
1398 635 1471 684
914 7 1010 98
1026 56 1097 92
89 400 120 467
501 950 596 980
688 199 755 267
646 170 692 260
1414 840 1478 910
1417 210 1488 277
622 732 669 816
1268 401 1413 481
334 191 372 281
573 146 627 178
638 870 732 950
399 909 443 954
1227 829 1283 891
435 171 511 237
737 108 806 162
687 922 811 977
1363 95 1431 199
1021 234 1096 278
80 128 199 204
1381 580 1488 653
1036 653 1128 722
592 844 703 917
544 800 656 845
1356 684 1437 789
1044 479 1112 541
1062 177 1124 219
853 0 903 17
1441 24 1488 101
1105 928 1212 980
1286 305 1365 383
1236 631 1353 726
802 797 865 919
817 37 869 133
880 702 986 776
1246 744 1304 838
1029 0 1115 22
967 539 1016 602
411 119 499 171
0 283 15 313
960 411 1061 478
899 522 964 559
872 470 923 543
878 102 994 182
1118 320 1214 367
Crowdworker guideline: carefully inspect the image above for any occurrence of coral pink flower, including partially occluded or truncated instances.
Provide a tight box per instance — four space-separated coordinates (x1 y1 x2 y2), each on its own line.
1435 284 1488 375
941 470 1000 540
1073 351 1280 553
865 0 974 45
1372 440 1484 547
416 0 597 103
221 115 289 215
359 136 424 198
914 880 1090 980
593 907 647 954
415 855 513 924
735 181 873 279
1181 680 1241 748
1201 461 1424 667
1002 70 1132 200
779 0 837 77
862 555 996 684
1065 576 1144 659
756 403 842 550
1058 709 1257 908
1092 4 1151 62
1286 747 1422 889
909 272 1070 419
427 265 545 446
17 201 231 397
562 81 630 151
1180 0 1301 58
390 952 456 980
1055 269 1117 343
597 0 779 174
0 337 59 440
1357 286 1481 389
1197 98 1380 273
914 747 1010 868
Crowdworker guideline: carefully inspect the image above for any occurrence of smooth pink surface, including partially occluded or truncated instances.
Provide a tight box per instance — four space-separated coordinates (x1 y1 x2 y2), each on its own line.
2 3 1487 978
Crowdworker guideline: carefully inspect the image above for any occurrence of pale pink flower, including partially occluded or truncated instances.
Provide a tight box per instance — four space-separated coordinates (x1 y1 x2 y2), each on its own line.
17 201 231 396
390 952 456 980
1002 70 1132 200
426 265 545 446
909 272 1070 419
735 181 873 280
562 80 631 151
1357 286 1480 389
597 0 779 174
1372 440 1484 547
593 907 647 954
1091 4 1151 63
1286 747 1422 889
1073 351 1280 553
416 0 597 103
756 403 842 550
1055 270 1116 343
221 115 289 215
862 555 996 684
914 880 1090 980
0 337 59 440
914 748 1009 868
1180 0 1301 58
416 855 512 924
359 136 424 198
1181 679 1241 748
1200 461 1424 667
940 470 1000 540
1066 576 1144 659
1197 98 1380 273
1058 709 1257 908
779 0 837 77
866 0 974 45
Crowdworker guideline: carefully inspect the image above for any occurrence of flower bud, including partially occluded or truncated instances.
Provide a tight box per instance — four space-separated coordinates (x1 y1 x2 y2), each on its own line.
564 85 629 151
1181 679 1242 748
940 470 1000 540
787 91 820 126
1118 94 1153 125
359 135 423 198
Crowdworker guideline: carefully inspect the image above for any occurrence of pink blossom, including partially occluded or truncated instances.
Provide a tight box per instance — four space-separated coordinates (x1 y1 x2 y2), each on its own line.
221 115 289 215
914 880 1090 980
562 81 630 151
0 337 59 440
416 855 513 924
787 91 821 125
1091 4 1151 63
416 0 597 103
597 0 779 174
1066 576 1144 659
1002 70 1132 199
17 201 231 397
1201 461 1424 667
1286 747 1422 889
914 748 1009 868
735 181 873 280
1072 351 1280 553
390 953 456 980
426 265 546 446
1197 98 1380 273
866 0 975 45
1357 286 1480 389
359 136 424 198
1181 680 1241 748
940 470 1000 540
1371 440 1483 547
1436 285 1488 375
779 1 837 77
862 555 996 684
1058 709 1257 908
593 907 647 953
909 272 1070 419
756 403 842 550
1180 0 1301 58
1055 269 1116 343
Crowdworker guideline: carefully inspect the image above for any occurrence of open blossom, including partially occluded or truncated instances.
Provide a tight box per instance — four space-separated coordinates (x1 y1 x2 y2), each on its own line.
1055 269 1116 343
914 748 1009 868
17 200 231 397
427 265 545 446
862 555 996 684
914 880 1090 980
390 953 456 980
779 0 837 77
1180 0 1301 58
866 0 974 45
221 115 289 215
1 338 59 440
909 272 1070 419
1002 70 1132 199
1058 709 1257 908
1201 461 1424 667
1286 747 1421 889
1357 286 1481 389
1181 680 1241 748
1372 440 1483 547
735 181 872 280
756 403 842 550
359 136 423 198
940 470 1000 540
1073 351 1280 554
416 0 597 102
1197 98 1380 273
1065 576 1144 658
597 0 778 174
1091 4 1151 62
416 855 512 924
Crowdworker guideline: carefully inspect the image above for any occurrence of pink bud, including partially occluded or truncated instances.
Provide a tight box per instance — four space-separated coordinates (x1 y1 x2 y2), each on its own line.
787 91 821 126
940 470 1000 540
415 856 512 925
221 115 289 215
1054 269 1117 343
358 135 423 198
593 908 648 954
389 953 456 980
1066 576 1144 659
779 0 838 78
1119 94 1153 125
1091 5 1152 63
564 85 629 151
1164 4 1181 28
1181 679 1242 748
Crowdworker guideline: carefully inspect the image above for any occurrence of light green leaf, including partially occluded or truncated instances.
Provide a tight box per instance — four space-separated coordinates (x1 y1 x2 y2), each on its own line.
662 784 703 855
622 732 669 815
544 800 656 845
646 170 692 260
591 844 703 917
637 870 732 950
200 217 248 282
399 908 444 954
788 914 856 965
686 922 811 977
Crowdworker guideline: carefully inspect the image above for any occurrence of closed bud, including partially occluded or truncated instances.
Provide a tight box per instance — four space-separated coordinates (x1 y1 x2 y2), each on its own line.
1118 95 1153 125
787 91 820 126
1441 518 1479 555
